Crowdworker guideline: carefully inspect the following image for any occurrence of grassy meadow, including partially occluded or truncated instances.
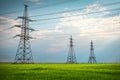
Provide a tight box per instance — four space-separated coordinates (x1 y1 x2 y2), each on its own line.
0 63 120 80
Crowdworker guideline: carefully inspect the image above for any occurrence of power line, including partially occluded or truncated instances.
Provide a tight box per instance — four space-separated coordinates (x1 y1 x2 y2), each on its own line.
30 30 120 41
30 0 78 10
1 30 120 41
30 1 120 17
34 8 120 21
30 12 120 25
27 20 120 35
1 26 120 41
0 26 14 32
0 1 119 20
0 0 78 16
31 30 120 38
0 18 119 33
0 10 22 16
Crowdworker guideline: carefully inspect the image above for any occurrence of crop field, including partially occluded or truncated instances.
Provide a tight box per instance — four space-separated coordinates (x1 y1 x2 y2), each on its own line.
0 63 120 80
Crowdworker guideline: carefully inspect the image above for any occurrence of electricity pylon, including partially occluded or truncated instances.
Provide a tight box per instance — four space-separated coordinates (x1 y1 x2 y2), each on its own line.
14 5 34 63
88 40 96 63
67 36 77 63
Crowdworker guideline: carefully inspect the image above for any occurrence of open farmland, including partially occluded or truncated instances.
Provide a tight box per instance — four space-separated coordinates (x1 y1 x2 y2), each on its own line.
0 64 120 80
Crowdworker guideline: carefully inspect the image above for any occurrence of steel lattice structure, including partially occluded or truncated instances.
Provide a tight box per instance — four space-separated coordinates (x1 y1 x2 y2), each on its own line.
67 36 77 63
88 40 96 63
14 5 34 63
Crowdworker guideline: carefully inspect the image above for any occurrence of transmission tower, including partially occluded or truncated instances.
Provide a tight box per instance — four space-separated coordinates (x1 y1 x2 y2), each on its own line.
88 40 96 63
67 36 77 63
14 5 34 63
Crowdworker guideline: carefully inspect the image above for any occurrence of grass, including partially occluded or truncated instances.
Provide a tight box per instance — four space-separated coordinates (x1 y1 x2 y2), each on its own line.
0 63 120 80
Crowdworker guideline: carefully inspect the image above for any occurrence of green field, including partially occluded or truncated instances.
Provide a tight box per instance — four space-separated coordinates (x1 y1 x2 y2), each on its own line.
0 64 120 80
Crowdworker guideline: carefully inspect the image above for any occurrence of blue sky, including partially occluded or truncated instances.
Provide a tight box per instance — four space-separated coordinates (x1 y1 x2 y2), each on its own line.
0 0 120 63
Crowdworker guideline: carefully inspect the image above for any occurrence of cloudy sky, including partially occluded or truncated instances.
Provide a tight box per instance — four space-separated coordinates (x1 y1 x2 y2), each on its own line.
0 0 120 63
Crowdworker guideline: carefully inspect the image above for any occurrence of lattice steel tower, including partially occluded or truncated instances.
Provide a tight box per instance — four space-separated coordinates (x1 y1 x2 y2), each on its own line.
14 5 34 63
88 40 96 63
67 36 77 63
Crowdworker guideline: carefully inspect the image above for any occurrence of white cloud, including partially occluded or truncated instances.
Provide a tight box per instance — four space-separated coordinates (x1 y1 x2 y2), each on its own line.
0 16 20 36
27 0 40 3
85 3 110 15
1 3 119 55
0 16 20 46
0 16 18 26
55 12 120 47
30 9 120 53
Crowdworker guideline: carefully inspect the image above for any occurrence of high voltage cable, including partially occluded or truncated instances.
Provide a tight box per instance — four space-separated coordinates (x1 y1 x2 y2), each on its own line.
0 1 119 17
0 1 120 39
1 30 120 41
31 29 120 38
0 27 13 32
34 8 120 21
31 12 120 25
0 11 119 33
1 20 119 33
0 1 119 19
0 0 78 16
30 1 120 17
30 30 120 41
0 10 22 16
31 21 120 31
8 30 120 41
30 0 78 9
